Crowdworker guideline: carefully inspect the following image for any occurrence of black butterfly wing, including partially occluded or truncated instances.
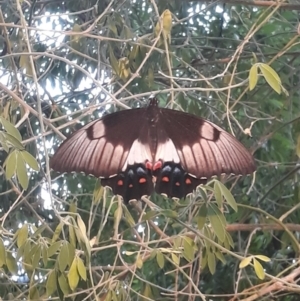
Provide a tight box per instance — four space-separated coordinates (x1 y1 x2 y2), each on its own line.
50 108 154 201
152 108 255 198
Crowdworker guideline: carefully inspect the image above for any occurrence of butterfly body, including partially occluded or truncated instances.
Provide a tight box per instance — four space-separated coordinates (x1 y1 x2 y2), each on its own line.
51 98 256 202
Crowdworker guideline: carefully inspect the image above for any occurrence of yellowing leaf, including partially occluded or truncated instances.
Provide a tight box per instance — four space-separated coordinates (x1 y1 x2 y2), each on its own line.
156 251 165 269
258 63 281 94
249 64 258 91
68 258 79 291
20 54 33 77
17 224 28 248
93 180 103 204
142 284 154 300
77 215 87 236
71 23 82 45
239 256 252 268
136 255 143 269
253 258 265 280
171 253 180 266
154 9 173 44
77 257 87 281
118 57 131 81
255 255 271 262
0 238 6 267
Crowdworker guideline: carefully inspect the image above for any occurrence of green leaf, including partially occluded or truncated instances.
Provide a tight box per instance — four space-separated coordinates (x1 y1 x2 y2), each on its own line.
160 209 178 218
239 256 252 268
259 63 281 94
77 257 87 281
4 150 17 180
224 231 234 249
215 250 226 264
16 153 29 189
109 46 119 75
67 242 75 267
249 64 258 91
58 242 69 272
253 258 265 280
0 132 9 152
46 269 57 297
3 132 24 150
68 258 79 291
207 250 216 274
215 180 237 212
142 210 158 221
69 224 76 248
208 204 226 242
32 245 41 270
42 245 48 267
0 117 22 142
183 237 194 261
17 224 28 248
0 238 6 267
20 150 39 171
156 251 165 269
29 286 39 300
197 205 207 231
6 252 18 275
48 241 62 257
58 272 70 295
122 204 136 227
214 180 222 207
52 222 63 243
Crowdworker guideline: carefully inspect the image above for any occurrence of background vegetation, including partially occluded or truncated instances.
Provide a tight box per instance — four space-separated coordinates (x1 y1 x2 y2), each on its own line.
0 0 300 300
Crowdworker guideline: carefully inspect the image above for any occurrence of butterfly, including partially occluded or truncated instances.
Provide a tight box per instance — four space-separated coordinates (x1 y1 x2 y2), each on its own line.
50 98 256 202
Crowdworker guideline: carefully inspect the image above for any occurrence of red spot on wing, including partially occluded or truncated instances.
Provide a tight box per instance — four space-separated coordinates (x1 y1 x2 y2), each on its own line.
139 178 147 184
185 178 192 185
146 161 152 170
162 176 169 182
153 161 162 171
117 180 123 186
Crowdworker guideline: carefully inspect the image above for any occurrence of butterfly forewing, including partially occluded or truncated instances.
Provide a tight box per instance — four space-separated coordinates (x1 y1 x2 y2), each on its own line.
51 108 150 178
